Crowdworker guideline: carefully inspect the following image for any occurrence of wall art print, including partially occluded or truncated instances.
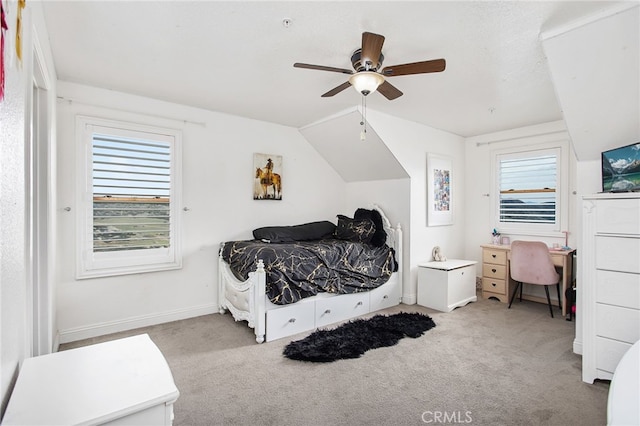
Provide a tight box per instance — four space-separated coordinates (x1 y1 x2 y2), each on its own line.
427 154 453 226
253 153 282 200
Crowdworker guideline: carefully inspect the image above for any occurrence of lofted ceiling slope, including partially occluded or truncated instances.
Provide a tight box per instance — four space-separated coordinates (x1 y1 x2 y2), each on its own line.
41 1 630 138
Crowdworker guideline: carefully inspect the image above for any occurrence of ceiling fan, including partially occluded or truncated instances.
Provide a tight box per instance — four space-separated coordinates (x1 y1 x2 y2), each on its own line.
294 31 446 100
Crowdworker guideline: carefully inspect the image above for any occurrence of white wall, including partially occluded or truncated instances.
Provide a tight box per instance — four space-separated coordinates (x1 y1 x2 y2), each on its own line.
0 1 57 415
365 110 466 304
345 178 411 299
541 3 639 161
463 121 578 270
55 82 347 343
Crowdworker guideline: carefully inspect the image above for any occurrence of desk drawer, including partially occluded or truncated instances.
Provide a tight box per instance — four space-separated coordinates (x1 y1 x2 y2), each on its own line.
482 277 506 294
483 264 506 279
483 249 506 265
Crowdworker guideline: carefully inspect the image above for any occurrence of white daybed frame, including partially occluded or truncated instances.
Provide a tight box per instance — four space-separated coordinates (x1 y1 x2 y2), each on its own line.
218 205 403 343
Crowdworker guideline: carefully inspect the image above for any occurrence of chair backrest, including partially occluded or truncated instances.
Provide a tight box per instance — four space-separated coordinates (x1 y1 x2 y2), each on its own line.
510 240 560 285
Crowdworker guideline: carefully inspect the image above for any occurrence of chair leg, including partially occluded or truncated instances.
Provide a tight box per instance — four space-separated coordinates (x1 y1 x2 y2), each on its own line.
519 282 523 301
556 283 562 311
508 282 522 309
544 285 554 318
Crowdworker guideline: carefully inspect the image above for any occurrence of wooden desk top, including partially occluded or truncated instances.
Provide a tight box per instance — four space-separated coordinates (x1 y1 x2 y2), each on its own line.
481 243 576 256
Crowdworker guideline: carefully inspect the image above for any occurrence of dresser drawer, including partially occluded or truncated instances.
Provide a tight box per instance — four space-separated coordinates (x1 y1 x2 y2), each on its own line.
596 236 640 274
483 249 506 265
596 270 640 309
315 293 369 328
482 277 506 294
595 337 633 374
483 263 506 279
595 198 640 235
596 304 640 343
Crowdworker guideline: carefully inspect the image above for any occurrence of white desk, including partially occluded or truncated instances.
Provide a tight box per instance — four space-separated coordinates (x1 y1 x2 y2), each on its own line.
2 334 179 426
417 259 478 312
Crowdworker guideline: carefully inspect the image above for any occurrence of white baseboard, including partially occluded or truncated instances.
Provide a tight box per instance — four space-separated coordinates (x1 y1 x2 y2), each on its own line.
573 338 583 355
403 293 417 305
58 303 219 344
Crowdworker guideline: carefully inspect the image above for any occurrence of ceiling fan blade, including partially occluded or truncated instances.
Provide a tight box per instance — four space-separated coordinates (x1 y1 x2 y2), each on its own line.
361 32 385 69
294 63 353 75
321 81 352 97
377 80 403 100
382 59 446 77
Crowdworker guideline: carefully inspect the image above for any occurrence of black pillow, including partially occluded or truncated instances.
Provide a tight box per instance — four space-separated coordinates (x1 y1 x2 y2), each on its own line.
334 215 375 244
253 221 336 243
354 208 387 247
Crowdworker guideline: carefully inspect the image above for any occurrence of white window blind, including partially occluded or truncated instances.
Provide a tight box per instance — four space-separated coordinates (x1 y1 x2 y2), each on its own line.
498 150 559 226
76 116 182 279
92 135 171 252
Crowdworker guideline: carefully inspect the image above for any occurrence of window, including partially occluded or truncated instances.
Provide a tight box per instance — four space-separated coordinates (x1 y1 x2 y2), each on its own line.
494 147 564 234
76 116 182 278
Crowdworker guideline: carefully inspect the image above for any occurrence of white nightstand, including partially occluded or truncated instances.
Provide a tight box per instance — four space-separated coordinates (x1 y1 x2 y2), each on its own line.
417 259 478 312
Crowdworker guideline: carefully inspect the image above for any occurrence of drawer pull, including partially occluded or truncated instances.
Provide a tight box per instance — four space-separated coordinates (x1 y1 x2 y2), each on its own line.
324 309 331 315
288 318 296 323
356 301 363 306
492 254 497 258
383 295 389 299
492 282 497 287
492 268 497 273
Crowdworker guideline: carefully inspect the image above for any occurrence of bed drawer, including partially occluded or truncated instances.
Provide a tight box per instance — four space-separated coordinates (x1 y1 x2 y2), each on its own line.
266 301 315 342
315 293 370 328
369 279 401 312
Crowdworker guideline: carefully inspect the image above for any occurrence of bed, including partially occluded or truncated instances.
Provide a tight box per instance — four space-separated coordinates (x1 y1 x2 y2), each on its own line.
218 205 403 343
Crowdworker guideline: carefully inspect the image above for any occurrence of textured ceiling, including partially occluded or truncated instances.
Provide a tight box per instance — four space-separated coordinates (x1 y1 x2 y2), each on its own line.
42 1 628 137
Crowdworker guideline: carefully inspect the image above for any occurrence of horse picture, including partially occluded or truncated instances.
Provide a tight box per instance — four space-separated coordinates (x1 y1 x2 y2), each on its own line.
253 153 283 200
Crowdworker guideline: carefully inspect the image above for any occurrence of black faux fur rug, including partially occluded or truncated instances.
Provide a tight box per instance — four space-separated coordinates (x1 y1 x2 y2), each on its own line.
283 312 436 362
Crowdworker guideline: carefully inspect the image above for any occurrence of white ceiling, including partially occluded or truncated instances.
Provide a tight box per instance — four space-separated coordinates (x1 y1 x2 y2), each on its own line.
41 1 628 137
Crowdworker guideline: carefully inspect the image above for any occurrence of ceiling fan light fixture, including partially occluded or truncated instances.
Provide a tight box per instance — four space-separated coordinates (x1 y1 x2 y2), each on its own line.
349 71 385 96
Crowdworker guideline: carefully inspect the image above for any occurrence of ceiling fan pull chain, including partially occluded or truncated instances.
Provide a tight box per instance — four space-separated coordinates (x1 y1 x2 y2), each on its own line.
360 95 367 141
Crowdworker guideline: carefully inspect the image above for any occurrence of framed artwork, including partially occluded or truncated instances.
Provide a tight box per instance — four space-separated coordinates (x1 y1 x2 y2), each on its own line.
427 154 453 226
253 153 282 200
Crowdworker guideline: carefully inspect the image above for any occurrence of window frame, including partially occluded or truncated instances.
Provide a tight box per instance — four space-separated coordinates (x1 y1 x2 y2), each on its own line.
491 141 569 237
75 116 183 279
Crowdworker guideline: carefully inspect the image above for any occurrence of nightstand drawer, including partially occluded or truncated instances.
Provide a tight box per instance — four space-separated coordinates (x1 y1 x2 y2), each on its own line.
482 277 506 294
483 263 506 279
483 249 506 265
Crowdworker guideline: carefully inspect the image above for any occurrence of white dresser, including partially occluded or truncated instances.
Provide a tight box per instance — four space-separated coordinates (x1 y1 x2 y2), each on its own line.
2 334 180 425
417 259 478 312
581 193 640 384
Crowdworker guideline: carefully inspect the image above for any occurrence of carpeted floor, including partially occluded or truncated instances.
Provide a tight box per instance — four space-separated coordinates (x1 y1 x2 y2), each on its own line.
61 293 610 426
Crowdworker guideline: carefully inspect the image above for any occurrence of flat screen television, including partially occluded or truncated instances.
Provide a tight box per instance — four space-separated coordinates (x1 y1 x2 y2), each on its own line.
601 142 640 192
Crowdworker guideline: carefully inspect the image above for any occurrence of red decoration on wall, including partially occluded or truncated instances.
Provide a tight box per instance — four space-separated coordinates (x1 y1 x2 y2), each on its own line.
1 1 7 102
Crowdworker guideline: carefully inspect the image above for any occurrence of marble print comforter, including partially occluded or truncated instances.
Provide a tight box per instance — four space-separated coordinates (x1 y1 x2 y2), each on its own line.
220 239 397 305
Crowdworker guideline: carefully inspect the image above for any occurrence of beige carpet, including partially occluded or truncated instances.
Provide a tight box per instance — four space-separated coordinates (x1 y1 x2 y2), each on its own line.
61 294 609 426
